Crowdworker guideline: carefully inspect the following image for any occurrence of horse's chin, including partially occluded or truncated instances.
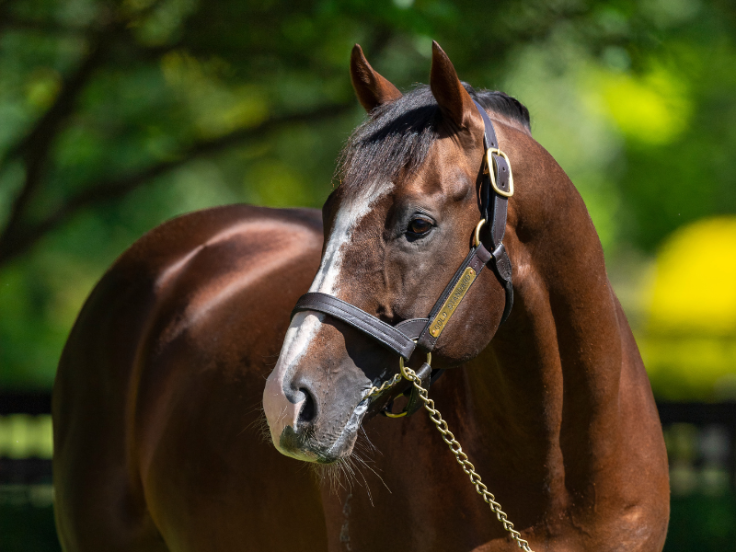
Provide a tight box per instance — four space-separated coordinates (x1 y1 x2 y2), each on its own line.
275 396 371 464
278 430 360 465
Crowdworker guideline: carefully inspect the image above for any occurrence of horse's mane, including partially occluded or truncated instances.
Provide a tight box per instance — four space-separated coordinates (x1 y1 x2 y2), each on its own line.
337 84 530 191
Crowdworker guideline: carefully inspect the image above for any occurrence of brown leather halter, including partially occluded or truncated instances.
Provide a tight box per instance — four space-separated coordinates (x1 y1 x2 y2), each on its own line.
292 101 513 414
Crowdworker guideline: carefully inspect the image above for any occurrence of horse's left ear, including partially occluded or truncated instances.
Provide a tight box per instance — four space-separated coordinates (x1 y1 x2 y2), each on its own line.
430 41 481 132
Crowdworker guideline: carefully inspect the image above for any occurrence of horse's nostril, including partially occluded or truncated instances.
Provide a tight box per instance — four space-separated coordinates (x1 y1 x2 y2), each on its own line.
298 388 317 424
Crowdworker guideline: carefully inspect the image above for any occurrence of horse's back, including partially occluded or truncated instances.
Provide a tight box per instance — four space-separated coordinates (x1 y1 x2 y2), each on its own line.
53 205 328 552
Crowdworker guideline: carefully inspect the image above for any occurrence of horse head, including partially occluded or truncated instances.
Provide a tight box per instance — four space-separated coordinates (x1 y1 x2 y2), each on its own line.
263 42 527 463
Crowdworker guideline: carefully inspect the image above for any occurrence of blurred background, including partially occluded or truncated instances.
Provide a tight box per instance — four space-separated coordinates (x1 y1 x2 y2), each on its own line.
0 0 734 549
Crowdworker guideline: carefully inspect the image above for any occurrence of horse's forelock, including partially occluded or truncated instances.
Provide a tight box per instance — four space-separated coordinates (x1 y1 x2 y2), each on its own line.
336 84 530 194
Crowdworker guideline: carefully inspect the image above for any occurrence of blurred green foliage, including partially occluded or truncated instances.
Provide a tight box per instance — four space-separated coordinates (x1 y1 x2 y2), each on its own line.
0 0 735 400
1 503 62 552
0 415 53 458
667 494 736 551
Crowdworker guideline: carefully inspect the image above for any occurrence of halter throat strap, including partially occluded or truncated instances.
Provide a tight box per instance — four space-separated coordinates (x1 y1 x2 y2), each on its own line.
291 101 513 361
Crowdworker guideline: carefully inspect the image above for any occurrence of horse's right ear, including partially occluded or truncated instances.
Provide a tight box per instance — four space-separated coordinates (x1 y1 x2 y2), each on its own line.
350 44 402 113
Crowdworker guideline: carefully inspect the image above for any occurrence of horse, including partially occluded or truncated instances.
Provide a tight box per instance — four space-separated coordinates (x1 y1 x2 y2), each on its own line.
53 42 670 551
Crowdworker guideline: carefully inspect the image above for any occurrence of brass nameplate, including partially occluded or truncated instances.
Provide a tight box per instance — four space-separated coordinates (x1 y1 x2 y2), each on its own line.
428 267 477 338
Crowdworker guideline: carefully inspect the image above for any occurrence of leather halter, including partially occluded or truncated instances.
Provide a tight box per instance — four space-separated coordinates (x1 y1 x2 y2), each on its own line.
291 101 513 403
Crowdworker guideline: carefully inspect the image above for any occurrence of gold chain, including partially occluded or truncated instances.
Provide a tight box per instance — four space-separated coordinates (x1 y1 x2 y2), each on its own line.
366 373 403 397
401 364 534 552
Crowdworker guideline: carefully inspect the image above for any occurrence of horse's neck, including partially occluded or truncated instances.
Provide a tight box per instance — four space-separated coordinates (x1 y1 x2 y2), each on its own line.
462 146 626 498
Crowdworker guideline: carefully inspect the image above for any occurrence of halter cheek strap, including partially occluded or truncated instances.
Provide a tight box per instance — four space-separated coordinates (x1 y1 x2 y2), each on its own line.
474 100 514 325
291 101 514 363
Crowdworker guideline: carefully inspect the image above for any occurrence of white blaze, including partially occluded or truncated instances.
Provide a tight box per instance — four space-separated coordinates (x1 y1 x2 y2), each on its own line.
263 183 393 448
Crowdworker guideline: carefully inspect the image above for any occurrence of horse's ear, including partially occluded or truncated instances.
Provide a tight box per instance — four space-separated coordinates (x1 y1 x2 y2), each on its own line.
350 44 402 113
430 41 481 131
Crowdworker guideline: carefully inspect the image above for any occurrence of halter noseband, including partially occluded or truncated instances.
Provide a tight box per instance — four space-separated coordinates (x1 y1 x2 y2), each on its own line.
291 101 513 412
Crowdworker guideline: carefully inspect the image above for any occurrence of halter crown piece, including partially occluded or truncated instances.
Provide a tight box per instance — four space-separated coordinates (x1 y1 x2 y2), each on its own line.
291 101 514 413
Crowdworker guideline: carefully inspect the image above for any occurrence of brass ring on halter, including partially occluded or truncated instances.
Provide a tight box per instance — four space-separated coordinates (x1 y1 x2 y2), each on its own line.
384 352 432 418
399 352 432 380
473 219 487 247
383 398 409 418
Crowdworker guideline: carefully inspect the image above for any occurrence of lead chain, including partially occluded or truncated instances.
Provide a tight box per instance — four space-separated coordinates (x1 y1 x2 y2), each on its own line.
401 365 534 552
366 373 403 398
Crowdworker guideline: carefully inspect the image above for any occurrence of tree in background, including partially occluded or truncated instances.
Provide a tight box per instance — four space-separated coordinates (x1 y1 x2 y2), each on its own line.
1 0 735 392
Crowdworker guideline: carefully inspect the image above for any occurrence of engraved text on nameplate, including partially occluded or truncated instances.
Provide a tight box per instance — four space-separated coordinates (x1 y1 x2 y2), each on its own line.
429 267 477 338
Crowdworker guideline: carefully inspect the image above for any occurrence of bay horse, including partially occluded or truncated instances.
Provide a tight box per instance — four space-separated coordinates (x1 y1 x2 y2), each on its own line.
53 42 669 551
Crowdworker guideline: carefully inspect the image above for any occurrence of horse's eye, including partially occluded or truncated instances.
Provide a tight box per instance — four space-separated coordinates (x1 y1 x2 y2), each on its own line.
408 217 433 236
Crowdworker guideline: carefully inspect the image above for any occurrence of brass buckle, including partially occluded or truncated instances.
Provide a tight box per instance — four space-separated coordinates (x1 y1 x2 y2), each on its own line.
484 148 514 198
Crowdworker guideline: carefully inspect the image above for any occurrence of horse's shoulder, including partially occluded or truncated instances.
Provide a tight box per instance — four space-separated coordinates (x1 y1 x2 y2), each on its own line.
58 203 323 392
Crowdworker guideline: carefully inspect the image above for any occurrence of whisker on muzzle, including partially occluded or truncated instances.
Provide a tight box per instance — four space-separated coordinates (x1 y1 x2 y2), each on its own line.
308 427 389 506
244 406 273 443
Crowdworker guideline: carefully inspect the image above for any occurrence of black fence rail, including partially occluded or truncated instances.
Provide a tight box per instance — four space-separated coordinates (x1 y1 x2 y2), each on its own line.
2 394 735 492
0 393 51 417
